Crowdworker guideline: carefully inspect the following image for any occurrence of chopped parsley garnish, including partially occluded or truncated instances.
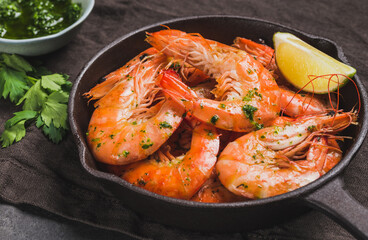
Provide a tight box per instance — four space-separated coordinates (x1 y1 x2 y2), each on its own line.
137 179 147 186
242 104 264 130
242 104 258 121
210 115 219 125
236 183 248 189
159 121 172 129
253 122 264 130
141 138 153 149
120 150 129 157
142 143 153 149
242 88 263 101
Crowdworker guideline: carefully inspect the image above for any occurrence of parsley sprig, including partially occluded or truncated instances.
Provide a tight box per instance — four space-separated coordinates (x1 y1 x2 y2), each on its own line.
0 53 72 147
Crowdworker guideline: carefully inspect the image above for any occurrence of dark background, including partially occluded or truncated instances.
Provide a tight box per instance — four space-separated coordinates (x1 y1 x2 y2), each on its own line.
1 0 368 239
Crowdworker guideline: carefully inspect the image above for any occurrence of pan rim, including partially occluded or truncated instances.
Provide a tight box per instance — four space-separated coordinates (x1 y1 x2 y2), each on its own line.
69 14 368 209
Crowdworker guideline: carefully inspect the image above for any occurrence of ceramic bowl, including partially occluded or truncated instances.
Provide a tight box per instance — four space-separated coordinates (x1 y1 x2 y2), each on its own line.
0 0 95 56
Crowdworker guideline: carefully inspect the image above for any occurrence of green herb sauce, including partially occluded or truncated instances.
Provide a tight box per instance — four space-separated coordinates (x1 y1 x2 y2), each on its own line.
0 0 82 39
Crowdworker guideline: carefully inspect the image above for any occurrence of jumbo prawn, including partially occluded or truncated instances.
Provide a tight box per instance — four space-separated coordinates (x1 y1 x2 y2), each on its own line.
86 61 185 165
147 29 281 132
121 122 220 200
216 111 357 199
233 37 328 118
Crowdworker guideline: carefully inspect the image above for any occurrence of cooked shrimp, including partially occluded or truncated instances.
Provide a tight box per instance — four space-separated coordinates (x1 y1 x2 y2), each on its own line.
233 37 329 117
86 61 185 165
216 112 356 199
147 29 280 132
121 122 220 200
84 48 159 101
191 171 246 203
233 37 278 78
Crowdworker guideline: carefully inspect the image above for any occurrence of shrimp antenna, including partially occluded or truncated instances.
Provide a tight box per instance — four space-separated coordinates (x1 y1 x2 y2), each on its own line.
280 76 315 117
281 73 361 119
160 24 171 30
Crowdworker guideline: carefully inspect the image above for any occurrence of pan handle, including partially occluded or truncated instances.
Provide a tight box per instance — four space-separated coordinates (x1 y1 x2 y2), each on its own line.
303 177 368 240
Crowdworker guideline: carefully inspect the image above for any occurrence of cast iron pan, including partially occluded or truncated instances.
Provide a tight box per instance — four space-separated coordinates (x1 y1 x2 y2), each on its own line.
69 16 368 239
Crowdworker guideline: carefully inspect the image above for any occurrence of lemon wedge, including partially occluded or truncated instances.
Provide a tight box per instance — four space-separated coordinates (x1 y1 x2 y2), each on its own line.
273 32 356 93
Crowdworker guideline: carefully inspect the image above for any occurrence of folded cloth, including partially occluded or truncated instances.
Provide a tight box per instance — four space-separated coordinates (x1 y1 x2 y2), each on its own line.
0 0 367 239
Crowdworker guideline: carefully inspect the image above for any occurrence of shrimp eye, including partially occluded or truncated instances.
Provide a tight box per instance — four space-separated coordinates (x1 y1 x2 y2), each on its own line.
327 110 336 117
97 76 106 84
140 53 149 62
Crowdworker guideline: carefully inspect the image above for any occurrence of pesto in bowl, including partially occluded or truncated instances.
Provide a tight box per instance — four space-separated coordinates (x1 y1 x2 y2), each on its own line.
0 0 94 56
1 0 82 39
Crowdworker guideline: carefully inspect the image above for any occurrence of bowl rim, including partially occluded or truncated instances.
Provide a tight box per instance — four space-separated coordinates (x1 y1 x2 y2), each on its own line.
70 15 368 209
0 0 95 43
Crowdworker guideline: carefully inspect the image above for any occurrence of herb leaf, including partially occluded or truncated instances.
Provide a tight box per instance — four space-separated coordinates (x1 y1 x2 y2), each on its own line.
42 121 66 144
35 115 44 128
41 73 68 92
40 91 69 129
0 67 29 103
0 110 38 147
4 110 38 129
17 80 47 111
0 120 27 147
2 53 33 72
